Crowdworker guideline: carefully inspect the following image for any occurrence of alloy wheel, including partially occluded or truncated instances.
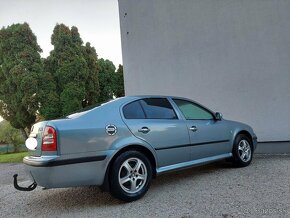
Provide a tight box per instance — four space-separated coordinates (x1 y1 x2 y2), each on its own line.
118 157 147 194
238 139 252 162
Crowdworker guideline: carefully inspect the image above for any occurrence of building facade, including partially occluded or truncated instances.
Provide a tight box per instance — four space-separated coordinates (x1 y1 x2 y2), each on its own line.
118 0 290 142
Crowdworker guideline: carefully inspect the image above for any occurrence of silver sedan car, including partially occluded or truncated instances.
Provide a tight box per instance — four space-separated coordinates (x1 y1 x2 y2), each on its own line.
14 96 257 201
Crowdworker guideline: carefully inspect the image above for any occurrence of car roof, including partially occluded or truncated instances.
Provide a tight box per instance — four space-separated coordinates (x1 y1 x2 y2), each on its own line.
67 95 216 119
129 95 189 100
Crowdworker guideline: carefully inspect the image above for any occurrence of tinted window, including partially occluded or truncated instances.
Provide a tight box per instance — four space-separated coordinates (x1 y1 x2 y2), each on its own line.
140 98 177 119
123 101 146 119
173 99 213 120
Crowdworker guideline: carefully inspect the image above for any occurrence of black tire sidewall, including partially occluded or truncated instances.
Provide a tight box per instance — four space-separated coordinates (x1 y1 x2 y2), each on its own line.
232 134 253 167
109 150 152 202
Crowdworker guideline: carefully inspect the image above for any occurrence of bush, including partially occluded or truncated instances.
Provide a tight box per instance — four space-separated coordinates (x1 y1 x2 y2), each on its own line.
0 120 25 152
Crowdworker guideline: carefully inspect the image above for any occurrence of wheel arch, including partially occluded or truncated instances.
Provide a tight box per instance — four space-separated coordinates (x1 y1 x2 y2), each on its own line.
101 144 157 191
234 130 253 145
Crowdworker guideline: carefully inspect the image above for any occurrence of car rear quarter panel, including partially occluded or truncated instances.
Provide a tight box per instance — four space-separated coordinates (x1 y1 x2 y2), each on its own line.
48 98 157 160
48 106 123 154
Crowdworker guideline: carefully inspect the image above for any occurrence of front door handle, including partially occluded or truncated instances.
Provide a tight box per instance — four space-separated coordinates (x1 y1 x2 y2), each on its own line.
138 127 150 134
189 126 198 132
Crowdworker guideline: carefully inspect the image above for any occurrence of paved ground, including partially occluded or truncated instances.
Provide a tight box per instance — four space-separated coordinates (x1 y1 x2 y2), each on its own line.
0 155 289 218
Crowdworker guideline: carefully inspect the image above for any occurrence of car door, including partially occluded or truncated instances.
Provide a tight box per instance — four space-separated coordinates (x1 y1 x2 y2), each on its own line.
172 99 231 160
122 98 191 167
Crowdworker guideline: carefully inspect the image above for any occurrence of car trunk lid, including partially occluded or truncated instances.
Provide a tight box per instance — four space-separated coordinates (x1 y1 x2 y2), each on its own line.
27 121 48 157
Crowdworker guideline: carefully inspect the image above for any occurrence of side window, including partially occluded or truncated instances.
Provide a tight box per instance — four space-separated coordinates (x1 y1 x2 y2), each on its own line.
173 99 213 120
123 101 146 119
140 98 177 119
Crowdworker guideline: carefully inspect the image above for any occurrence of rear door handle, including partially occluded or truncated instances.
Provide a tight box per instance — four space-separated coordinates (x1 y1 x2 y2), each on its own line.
189 126 198 132
138 127 150 134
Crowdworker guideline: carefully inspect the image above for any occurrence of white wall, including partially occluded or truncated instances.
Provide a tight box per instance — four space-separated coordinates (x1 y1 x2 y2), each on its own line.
118 0 290 141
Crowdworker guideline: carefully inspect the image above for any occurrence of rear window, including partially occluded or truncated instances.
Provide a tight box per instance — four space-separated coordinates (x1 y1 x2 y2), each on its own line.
123 98 177 119
140 98 177 119
123 101 146 119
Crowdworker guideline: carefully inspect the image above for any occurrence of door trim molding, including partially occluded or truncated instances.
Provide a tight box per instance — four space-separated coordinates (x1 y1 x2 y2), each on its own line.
155 139 230 150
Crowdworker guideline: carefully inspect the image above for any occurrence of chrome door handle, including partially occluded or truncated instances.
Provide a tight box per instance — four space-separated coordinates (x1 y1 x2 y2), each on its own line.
189 126 198 132
138 127 150 134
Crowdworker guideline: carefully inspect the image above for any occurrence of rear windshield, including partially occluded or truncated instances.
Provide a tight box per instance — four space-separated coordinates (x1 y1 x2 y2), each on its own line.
66 99 113 119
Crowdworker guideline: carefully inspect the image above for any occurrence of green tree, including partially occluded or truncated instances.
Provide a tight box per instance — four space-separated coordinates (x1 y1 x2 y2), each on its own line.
97 58 116 102
38 69 61 120
41 24 100 118
0 23 43 138
0 120 25 152
82 42 100 107
114 64 125 97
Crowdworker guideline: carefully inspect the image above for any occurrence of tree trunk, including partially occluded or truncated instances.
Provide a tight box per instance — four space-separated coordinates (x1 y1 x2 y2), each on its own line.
20 128 28 140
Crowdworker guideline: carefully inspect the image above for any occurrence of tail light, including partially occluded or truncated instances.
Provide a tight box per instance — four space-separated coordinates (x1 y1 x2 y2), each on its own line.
42 126 57 151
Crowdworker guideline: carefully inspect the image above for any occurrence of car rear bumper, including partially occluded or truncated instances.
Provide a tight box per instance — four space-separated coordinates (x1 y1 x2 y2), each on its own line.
23 153 112 188
23 155 106 167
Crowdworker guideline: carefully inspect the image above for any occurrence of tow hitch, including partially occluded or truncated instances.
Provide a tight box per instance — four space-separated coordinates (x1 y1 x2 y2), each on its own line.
13 174 37 191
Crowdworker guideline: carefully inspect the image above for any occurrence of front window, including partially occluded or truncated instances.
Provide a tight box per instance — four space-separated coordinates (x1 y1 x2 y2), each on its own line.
173 99 213 120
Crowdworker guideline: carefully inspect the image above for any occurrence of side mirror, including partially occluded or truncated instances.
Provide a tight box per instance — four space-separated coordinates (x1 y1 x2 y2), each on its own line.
215 112 223 120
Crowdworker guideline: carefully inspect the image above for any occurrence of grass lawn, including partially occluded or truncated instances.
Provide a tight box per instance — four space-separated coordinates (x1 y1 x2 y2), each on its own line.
0 151 28 163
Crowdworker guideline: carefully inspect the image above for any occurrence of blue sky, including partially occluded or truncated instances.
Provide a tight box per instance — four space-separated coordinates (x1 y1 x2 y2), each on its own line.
0 0 122 66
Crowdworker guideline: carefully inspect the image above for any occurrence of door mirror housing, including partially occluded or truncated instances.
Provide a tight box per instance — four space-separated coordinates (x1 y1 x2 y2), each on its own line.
215 112 223 120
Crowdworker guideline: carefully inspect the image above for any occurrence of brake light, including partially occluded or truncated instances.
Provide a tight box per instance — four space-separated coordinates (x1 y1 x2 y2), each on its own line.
42 126 57 151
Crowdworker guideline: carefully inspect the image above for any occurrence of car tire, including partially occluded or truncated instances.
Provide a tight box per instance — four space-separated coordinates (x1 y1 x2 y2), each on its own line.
232 134 253 167
109 150 152 202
